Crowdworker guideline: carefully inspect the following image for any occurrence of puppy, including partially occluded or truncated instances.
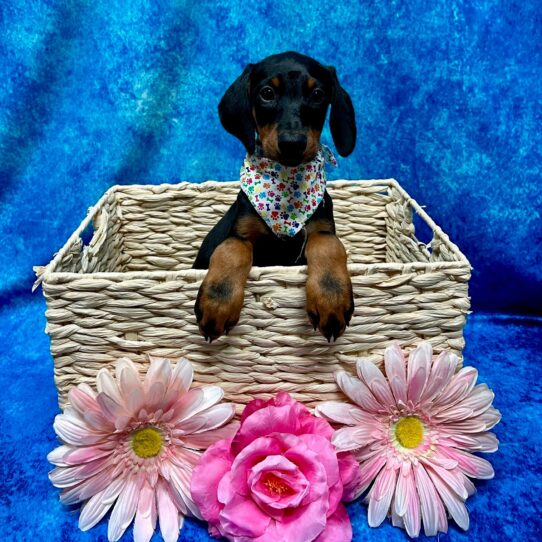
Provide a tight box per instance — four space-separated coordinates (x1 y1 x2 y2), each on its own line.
193 51 356 343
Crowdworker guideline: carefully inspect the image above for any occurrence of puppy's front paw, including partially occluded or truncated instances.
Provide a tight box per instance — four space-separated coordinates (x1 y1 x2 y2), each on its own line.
195 279 244 342
306 271 354 342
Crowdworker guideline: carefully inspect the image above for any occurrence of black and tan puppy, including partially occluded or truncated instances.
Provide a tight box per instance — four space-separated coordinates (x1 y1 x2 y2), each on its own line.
193 51 356 343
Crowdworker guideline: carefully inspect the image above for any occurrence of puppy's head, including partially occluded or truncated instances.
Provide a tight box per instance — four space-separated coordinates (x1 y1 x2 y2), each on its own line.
219 51 356 167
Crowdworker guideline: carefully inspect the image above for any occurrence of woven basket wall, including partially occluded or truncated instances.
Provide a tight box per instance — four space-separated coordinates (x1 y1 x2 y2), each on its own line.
35 179 471 411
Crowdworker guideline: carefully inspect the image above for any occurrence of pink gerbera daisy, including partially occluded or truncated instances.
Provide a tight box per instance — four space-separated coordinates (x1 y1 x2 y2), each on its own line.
48 356 237 542
316 342 500 538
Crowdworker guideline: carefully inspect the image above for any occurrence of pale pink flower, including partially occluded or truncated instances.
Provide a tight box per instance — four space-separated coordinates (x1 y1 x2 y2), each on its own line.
316 342 500 538
48 356 237 542
191 392 361 542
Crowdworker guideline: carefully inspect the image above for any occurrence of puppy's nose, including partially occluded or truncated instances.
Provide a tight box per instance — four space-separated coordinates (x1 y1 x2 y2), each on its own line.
278 133 307 159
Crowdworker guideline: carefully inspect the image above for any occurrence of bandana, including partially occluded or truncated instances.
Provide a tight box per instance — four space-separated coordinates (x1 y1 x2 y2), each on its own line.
240 145 337 237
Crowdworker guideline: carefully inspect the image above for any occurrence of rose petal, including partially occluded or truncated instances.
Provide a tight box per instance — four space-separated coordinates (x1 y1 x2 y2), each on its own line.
191 438 234 524
338 452 361 502
275 494 329 542
219 493 271 538
232 402 332 455
314 503 352 542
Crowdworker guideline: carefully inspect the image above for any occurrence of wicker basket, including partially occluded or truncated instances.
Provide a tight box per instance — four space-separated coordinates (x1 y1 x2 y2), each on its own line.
35 179 471 410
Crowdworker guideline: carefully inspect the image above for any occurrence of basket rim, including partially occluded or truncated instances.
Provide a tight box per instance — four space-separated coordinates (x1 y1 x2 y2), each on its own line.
34 178 471 289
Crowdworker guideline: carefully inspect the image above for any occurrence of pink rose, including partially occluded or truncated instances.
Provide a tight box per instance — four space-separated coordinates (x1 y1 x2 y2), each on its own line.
191 392 360 542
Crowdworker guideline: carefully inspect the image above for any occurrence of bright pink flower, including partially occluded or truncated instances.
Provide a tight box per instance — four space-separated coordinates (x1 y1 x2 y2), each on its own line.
48 356 237 542
191 392 360 542
316 342 501 538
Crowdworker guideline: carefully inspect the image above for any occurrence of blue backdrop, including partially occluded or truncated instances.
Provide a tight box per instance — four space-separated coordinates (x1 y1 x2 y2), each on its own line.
1 1 541 541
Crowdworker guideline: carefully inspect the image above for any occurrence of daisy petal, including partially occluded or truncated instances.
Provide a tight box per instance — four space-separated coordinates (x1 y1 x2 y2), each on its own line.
403 472 421 538
414 464 440 536
436 384 494 420
134 482 157 542
171 358 193 394
68 386 101 416
96 368 124 406
145 357 172 391
315 402 373 427
335 371 383 413
63 444 115 465
47 445 72 467
384 342 407 405
79 490 113 531
433 367 478 408
440 447 495 479
177 403 235 435
332 426 373 451
49 457 110 488
394 464 410 516
425 462 468 499
427 468 470 531
53 415 106 446
446 431 499 453
390 501 405 530
407 342 431 404
60 467 116 505
181 423 240 450
354 453 388 498
108 476 139 542
115 357 139 382
157 480 181 542
356 358 395 406
173 386 225 422
421 351 458 403
169 465 201 519
96 393 130 430
118 361 145 415
367 466 397 527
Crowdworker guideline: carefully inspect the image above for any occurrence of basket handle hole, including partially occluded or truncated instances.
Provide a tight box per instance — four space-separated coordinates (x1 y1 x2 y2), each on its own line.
80 222 95 248
412 212 434 252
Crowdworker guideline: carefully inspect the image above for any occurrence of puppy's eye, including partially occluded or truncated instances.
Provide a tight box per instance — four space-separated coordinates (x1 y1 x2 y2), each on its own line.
311 88 325 104
259 86 276 102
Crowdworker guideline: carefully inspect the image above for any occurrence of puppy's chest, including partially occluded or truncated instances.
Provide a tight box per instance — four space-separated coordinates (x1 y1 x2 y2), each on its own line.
251 231 308 267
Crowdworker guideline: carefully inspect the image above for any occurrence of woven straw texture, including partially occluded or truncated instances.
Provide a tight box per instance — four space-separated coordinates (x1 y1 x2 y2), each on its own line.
35 179 471 410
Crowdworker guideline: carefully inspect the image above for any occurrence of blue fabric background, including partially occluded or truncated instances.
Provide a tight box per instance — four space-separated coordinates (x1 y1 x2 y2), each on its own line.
1 1 541 541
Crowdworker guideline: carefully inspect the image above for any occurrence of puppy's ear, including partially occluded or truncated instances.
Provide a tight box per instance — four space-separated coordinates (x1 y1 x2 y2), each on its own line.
218 64 255 154
328 66 356 157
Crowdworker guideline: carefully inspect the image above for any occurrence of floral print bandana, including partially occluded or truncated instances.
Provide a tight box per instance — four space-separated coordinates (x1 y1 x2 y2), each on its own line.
240 145 337 237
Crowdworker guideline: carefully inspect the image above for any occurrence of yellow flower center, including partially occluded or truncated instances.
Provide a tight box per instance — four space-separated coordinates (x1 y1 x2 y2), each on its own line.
263 473 292 496
395 416 424 449
131 427 163 458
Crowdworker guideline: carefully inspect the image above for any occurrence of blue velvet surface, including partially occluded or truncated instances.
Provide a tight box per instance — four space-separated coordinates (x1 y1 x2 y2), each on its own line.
1 1 541 541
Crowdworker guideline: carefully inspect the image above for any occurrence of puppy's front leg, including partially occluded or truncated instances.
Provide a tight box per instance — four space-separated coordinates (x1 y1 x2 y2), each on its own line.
305 231 354 342
195 237 252 342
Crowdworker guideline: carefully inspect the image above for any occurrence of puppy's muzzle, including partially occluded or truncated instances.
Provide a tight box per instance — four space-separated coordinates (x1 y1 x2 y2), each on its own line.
278 132 307 166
